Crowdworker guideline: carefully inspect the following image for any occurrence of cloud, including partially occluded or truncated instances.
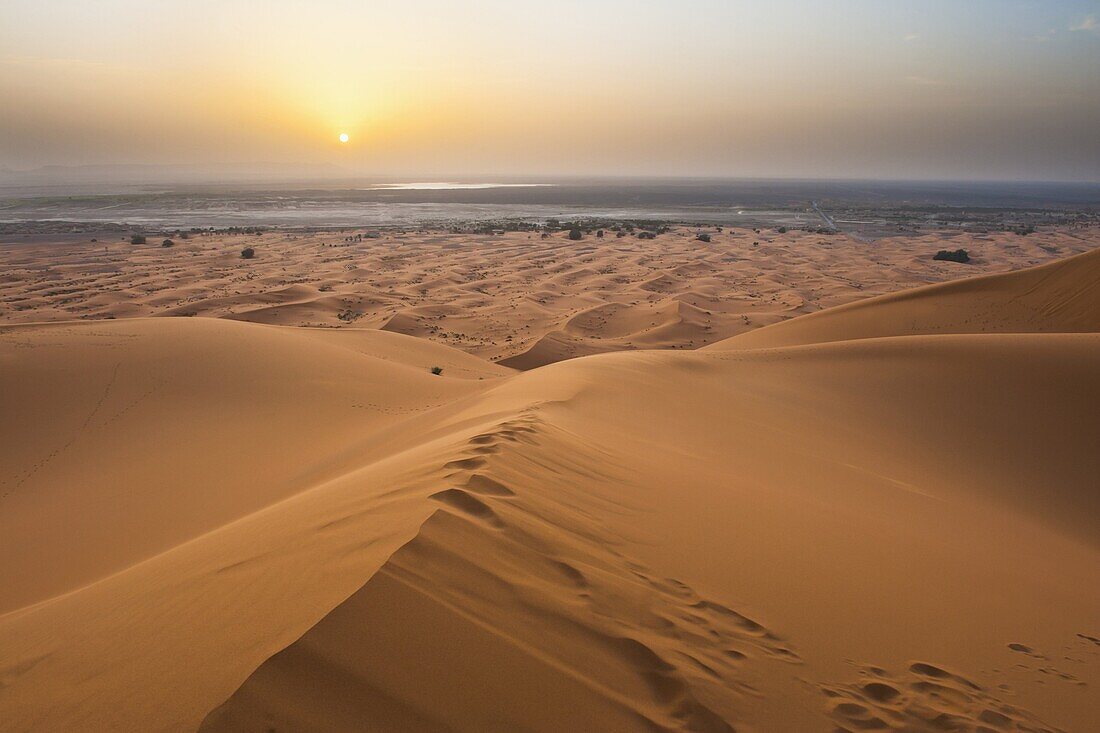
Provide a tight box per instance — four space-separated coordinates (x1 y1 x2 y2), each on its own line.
1070 15 1098 33
903 33 919 42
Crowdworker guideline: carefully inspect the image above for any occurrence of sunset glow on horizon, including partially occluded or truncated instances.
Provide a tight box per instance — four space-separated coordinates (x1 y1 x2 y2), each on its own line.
1 0 1098 181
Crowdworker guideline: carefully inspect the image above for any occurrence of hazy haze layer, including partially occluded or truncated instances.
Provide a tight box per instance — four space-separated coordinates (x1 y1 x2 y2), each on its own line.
2 0 1099 181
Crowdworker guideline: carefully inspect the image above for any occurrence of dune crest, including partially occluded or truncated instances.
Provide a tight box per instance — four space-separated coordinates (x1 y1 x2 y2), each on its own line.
201 413 801 732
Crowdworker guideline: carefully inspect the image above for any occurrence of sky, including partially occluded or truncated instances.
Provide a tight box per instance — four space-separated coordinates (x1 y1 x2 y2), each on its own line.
1 0 1099 181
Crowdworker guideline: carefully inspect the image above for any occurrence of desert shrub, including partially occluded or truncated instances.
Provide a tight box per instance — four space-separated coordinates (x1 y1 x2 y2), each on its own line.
933 248 970 263
637 231 656 240
241 247 255 259
568 228 583 240
596 229 605 238
696 233 711 243
777 226 788 233
430 365 443 375
130 234 146 244
179 231 190 239
162 239 174 247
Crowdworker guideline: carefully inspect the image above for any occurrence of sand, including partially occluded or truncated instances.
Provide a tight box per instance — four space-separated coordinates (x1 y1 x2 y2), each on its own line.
1 226 1095 367
1 229 1098 732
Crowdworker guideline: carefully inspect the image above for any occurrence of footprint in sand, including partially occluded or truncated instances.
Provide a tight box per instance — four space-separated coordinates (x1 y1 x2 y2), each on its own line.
821 661 1067 733
463 473 517 497
429 488 505 528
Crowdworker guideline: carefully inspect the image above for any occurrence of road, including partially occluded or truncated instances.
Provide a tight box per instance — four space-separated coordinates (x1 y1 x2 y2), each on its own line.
811 200 838 230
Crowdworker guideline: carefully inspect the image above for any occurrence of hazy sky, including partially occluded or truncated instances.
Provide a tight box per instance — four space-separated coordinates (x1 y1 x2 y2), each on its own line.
2 0 1099 181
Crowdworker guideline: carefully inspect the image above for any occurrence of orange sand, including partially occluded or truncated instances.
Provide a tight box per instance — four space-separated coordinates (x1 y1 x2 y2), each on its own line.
1 230 1097 732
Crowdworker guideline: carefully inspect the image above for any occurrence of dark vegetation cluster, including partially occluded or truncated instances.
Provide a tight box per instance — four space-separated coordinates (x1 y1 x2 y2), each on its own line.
933 248 970 263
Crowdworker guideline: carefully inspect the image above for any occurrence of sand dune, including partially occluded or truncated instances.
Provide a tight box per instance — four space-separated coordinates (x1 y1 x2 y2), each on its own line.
710 246 1100 350
0 320 508 611
205 331 1100 732
1 244 1098 731
2 226 1096 366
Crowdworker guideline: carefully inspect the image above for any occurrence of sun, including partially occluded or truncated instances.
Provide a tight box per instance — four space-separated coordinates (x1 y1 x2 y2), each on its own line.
338 133 349 143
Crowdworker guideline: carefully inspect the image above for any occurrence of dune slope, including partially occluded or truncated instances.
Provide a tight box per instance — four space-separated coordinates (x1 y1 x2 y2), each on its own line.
709 246 1100 350
0 319 508 611
202 335 1100 733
